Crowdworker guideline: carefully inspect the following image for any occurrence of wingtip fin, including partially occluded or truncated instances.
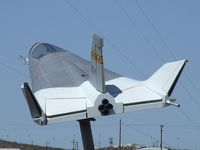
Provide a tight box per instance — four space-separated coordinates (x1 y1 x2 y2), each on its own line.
21 82 47 125
147 59 187 96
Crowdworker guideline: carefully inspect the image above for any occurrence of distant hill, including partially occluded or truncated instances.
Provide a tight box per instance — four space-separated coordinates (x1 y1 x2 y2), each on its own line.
0 139 190 150
0 139 64 150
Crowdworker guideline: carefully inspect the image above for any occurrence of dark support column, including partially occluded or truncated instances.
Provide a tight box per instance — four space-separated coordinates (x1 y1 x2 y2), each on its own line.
160 124 164 150
119 119 121 150
79 119 95 150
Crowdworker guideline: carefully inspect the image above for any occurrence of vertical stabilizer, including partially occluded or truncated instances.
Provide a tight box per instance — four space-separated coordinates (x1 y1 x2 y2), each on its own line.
89 34 105 93
147 59 187 96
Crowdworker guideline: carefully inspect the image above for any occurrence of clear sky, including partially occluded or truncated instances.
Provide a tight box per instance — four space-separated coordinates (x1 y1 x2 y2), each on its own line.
0 0 200 149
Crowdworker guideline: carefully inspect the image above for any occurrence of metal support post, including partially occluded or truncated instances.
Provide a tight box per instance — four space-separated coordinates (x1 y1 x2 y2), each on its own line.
79 118 95 150
160 124 164 150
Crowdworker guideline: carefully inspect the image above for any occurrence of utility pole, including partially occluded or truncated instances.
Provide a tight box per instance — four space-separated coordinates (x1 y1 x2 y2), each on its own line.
75 141 78 150
109 137 113 148
45 140 48 150
52 137 55 148
98 134 101 148
27 134 30 150
119 119 122 150
72 139 75 150
160 125 164 150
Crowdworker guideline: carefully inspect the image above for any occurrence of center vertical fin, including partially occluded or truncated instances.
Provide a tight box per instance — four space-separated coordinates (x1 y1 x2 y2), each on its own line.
89 34 106 93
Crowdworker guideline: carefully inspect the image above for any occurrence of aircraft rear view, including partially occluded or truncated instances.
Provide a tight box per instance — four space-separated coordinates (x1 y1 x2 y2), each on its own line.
22 34 187 125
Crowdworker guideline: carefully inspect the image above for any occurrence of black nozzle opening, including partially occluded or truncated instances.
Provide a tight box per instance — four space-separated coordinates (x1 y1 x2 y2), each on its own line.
102 99 109 105
98 99 113 116
105 103 113 110
101 109 109 115
98 104 105 112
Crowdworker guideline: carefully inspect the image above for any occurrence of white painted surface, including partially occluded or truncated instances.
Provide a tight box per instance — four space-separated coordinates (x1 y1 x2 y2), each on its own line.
30 60 186 124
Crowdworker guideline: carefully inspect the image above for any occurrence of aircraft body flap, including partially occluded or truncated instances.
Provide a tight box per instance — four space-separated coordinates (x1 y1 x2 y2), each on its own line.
33 87 87 123
46 98 86 118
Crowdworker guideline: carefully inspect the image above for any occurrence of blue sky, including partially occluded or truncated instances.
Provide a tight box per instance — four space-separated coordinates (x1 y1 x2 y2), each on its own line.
0 0 200 149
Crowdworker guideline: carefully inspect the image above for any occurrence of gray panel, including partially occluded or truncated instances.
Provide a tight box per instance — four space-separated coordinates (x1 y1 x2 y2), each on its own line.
28 43 120 92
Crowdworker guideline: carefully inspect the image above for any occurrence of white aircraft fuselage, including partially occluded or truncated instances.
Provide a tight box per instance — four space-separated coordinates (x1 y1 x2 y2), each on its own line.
22 34 187 125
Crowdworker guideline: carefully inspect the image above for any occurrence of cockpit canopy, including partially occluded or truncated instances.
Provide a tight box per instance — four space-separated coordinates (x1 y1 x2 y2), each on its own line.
29 43 65 60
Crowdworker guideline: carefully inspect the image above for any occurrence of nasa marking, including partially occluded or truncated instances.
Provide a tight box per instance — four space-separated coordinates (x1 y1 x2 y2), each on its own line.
91 50 103 64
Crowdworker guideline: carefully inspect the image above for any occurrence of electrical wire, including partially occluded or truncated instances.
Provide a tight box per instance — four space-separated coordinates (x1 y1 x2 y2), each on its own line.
126 0 200 129
115 0 165 63
107 117 174 148
178 107 200 129
120 120 172 148
134 0 200 108
64 0 146 77
1 1 196 148
64 1 200 147
114 0 200 119
180 82 200 108
134 0 177 60
0 62 28 78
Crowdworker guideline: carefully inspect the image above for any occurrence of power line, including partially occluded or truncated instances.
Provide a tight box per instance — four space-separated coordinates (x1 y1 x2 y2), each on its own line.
109 118 158 145
134 0 200 107
118 0 200 102
64 0 146 77
64 0 99 34
63 1 200 147
134 0 200 97
115 0 165 63
132 0 200 130
120 123 200 130
180 82 200 108
94 121 200 130
134 0 177 60
178 107 200 129
183 71 200 94
108 118 173 147
121 120 172 148
66 1 200 142
115 0 200 112
0 62 28 78
115 1 200 107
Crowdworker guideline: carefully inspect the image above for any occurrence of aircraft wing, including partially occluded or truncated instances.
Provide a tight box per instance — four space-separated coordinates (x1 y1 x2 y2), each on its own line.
85 59 187 119
106 77 164 113
106 59 187 112
22 34 187 125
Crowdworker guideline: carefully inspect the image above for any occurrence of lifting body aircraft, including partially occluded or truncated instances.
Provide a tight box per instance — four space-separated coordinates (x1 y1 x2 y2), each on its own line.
22 34 187 149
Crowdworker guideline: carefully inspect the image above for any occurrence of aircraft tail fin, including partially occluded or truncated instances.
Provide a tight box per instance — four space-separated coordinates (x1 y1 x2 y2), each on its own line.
21 82 47 125
89 34 106 93
147 59 187 96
